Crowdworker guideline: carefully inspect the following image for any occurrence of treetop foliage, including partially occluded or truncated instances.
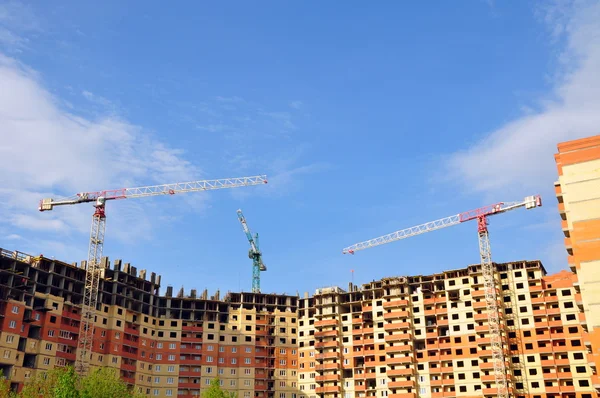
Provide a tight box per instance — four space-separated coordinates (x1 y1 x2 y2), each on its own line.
0 367 143 398
202 378 237 398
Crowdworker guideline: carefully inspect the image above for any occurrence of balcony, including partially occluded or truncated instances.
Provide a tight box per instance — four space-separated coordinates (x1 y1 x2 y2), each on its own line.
384 322 411 332
426 353 440 361
319 351 340 360
475 325 488 333
530 295 545 305
389 394 416 398
383 311 410 320
179 369 200 377
545 294 559 303
383 299 409 309
362 347 376 356
315 330 338 338
529 284 543 292
547 307 561 316
353 327 374 335
548 320 562 328
388 380 415 389
315 319 338 327
178 383 202 392
474 313 488 322
182 324 203 331
315 386 340 394
387 345 412 354
536 345 555 354
534 321 549 329
319 362 340 371
315 374 340 382
315 340 339 349
385 333 412 342
124 324 139 336
386 356 414 365
429 378 444 387
387 368 414 377
480 361 494 370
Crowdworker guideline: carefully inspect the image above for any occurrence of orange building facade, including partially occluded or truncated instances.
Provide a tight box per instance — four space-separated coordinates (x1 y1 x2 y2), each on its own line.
555 134 600 392
300 262 597 398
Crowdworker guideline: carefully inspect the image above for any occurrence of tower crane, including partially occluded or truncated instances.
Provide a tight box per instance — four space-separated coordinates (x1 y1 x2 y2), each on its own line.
237 209 266 293
39 175 268 374
342 195 542 398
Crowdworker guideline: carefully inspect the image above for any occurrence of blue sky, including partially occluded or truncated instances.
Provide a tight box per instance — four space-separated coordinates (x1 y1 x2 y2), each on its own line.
1 0 599 296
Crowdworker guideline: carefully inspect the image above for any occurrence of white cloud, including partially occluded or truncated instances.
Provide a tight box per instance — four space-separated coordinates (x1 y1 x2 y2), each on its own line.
0 1 39 51
82 90 116 111
444 0 600 198
289 100 303 110
0 52 203 258
260 111 296 130
230 145 330 200
0 26 26 48
216 96 244 103
196 123 229 133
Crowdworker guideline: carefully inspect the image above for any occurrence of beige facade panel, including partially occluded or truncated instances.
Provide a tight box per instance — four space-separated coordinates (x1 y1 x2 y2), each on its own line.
577 259 600 328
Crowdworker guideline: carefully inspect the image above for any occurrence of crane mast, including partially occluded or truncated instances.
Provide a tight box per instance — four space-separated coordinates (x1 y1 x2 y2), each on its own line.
343 195 542 398
39 175 267 375
237 209 267 293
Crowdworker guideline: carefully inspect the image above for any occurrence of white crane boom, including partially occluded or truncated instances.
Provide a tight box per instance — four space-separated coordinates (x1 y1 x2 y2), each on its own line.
342 197 538 254
39 175 268 211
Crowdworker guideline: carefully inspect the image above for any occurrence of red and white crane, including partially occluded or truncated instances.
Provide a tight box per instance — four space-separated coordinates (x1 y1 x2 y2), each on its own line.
343 195 542 398
39 175 268 374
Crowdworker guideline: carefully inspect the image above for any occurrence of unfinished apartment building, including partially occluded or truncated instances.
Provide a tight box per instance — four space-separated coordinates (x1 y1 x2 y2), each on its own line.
298 260 598 398
1 248 599 398
0 249 299 398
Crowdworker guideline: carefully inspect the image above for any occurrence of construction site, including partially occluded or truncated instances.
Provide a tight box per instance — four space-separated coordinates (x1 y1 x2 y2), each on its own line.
0 134 599 398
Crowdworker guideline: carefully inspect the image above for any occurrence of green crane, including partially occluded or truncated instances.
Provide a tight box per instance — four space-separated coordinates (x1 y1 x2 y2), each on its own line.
237 209 267 293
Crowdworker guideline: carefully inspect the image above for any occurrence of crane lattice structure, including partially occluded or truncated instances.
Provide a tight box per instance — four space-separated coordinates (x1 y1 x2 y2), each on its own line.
39 175 268 375
237 209 267 293
342 195 542 398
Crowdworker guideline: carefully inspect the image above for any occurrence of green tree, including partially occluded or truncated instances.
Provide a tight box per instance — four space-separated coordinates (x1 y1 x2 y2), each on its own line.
19 368 62 398
0 370 16 398
202 378 237 398
79 368 133 398
53 367 79 398
17 367 140 398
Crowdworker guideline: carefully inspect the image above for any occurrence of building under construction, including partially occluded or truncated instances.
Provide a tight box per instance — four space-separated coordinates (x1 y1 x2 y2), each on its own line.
0 249 598 398
0 251 299 398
